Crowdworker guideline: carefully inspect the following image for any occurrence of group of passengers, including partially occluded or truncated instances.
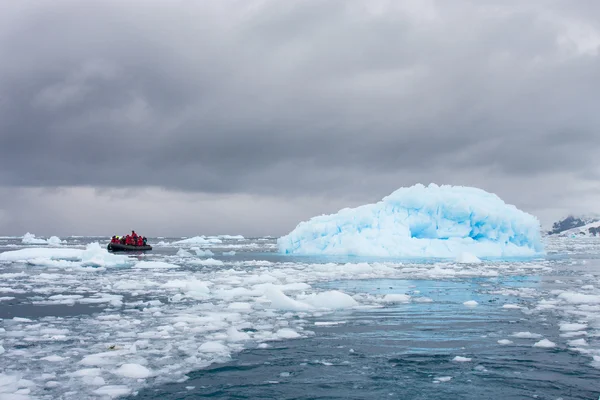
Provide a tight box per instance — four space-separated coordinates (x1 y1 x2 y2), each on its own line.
111 230 148 246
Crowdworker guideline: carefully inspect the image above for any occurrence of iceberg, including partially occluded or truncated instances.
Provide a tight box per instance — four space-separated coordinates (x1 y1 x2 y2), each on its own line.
277 184 544 258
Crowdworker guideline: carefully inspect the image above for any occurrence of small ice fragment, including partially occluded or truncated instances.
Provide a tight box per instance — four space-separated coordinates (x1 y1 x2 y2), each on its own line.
275 328 301 339
533 339 556 348
559 323 587 332
198 341 229 353
568 338 588 347
497 339 513 345
463 300 478 307
512 332 542 338
382 294 410 303
94 385 131 397
113 363 152 379
452 356 472 362
41 355 66 362
456 252 481 264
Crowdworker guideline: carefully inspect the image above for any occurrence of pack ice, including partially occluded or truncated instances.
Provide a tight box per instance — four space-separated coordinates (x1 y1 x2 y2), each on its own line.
278 184 544 258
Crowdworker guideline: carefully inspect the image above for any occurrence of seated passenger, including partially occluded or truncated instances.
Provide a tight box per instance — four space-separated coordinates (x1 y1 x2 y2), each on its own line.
137 236 143 246
142 237 147 246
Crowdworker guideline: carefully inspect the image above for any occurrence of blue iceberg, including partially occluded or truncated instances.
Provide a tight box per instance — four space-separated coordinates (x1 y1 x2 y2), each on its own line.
278 184 544 259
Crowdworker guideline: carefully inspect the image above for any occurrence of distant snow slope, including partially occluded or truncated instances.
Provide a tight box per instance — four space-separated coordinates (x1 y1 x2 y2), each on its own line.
278 183 544 258
557 220 600 237
548 215 600 235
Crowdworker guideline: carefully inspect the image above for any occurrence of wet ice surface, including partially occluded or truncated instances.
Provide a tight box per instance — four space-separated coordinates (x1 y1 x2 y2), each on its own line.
0 235 600 399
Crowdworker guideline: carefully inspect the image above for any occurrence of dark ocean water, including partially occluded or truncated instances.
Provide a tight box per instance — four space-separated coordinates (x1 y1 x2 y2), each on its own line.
0 235 599 399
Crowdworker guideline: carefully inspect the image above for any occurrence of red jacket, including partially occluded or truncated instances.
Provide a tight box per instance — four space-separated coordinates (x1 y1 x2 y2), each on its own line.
137 237 143 246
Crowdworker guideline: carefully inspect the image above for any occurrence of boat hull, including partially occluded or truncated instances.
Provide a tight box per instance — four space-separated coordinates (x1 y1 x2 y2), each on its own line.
107 243 152 252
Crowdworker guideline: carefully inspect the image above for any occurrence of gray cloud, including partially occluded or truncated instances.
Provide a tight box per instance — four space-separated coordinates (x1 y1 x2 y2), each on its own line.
1 0 600 235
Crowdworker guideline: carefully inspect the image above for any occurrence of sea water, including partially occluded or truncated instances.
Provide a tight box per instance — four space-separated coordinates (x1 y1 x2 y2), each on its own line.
0 235 599 399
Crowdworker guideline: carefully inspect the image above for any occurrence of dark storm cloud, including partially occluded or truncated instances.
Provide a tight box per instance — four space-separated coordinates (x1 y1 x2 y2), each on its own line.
1 0 599 200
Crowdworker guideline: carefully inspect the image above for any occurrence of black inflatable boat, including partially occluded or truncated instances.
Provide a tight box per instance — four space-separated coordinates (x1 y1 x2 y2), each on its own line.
107 243 152 252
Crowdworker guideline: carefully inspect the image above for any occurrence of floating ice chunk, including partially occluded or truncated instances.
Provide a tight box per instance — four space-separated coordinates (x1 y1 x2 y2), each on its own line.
314 321 347 326
79 350 129 366
497 339 513 345
0 345 4 354
382 294 411 303
434 376 452 383
278 184 544 258
218 235 245 239
568 338 588 347
226 327 251 342
93 385 131 397
502 304 522 309
263 286 313 311
452 356 472 362
456 252 481 264
134 261 180 269
463 300 478 307
68 368 103 377
176 249 193 257
533 339 556 348
188 258 224 267
302 291 358 309
558 292 600 304
173 236 222 245
192 248 214 257
275 328 301 339
560 323 588 331
560 331 587 338
512 332 542 338
21 232 48 244
198 341 229 354
113 363 152 379
413 297 433 303
41 355 66 362
228 302 253 311
46 236 65 246
223 251 236 256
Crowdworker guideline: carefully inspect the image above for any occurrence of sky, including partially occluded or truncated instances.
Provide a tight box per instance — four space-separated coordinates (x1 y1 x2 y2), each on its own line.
1 0 599 237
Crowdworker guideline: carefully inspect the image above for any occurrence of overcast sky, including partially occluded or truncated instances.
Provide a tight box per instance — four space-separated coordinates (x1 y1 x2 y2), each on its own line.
1 0 599 237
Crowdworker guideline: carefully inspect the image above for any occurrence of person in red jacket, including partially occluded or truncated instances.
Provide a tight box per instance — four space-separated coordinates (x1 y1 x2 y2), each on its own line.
125 235 132 245
137 236 143 246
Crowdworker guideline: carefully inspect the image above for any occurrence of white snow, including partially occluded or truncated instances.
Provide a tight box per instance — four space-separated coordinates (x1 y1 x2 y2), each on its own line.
533 339 556 348
463 300 478 307
278 183 544 258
